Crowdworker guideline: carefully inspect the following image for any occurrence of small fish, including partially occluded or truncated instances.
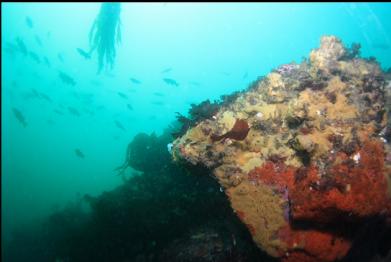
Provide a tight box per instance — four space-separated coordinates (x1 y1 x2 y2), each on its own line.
221 71 231 76
373 43 390 50
35 35 42 47
90 80 102 86
117 92 128 99
242 72 248 79
43 56 51 67
59 71 76 86
39 92 52 102
189 81 200 86
115 120 126 131
149 115 157 120
12 108 27 127
4 42 19 56
54 109 64 115
16 37 27 56
161 67 172 73
153 92 165 97
130 78 141 84
74 149 85 159
163 78 179 86
46 119 55 125
151 101 164 106
57 53 64 63
28 51 41 63
127 104 133 110
68 106 80 117
76 48 91 59
25 16 33 28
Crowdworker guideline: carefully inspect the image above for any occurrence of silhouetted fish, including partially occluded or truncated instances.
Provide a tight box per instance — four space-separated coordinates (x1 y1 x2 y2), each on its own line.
4 42 19 56
68 106 80 116
25 16 33 28
221 71 231 76
117 92 128 99
54 109 64 115
130 78 141 84
373 43 390 50
151 101 164 106
43 56 51 67
115 120 126 131
163 78 179 86
12 108 27 127
243 72 248 79
127 104 133 110
46 119 55 125
76 48 91 59
39 92 52 102
189 81 200 86
35 35 42 47
74 149 85 159
57 53 64 63
59 71 76 86
28 51 41 63
153 92 165 97
16 37 27 56
90 80 102 86
161 67 172 73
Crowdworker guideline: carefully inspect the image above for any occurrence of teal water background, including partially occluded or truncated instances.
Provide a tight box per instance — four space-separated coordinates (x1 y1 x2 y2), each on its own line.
2 2 391 243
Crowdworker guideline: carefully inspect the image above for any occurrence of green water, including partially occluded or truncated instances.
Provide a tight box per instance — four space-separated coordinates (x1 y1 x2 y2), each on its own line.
2 2 391 261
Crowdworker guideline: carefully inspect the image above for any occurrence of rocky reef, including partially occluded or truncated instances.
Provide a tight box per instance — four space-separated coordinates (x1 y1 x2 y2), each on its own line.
172 36 391 262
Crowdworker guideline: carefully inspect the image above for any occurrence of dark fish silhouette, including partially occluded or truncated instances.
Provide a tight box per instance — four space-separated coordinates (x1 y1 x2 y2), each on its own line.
221 71 231 76
4 42 19 56
57 53 64 63
59 71 76 86
130 78 141 84
35 35 42 46
47 119 55 125
117 92 128 99
115 120 126 131
151 101 164 106
16 38 27 56
243 72 248 79
163 78 179 86
74 149 85 159
12 108 27 127
127 104 133 110
153 92 165 97
76 48 91 59
90 80 102 86
25 16 33 28
161 67 172 73
373 43 390 50
28 51 41 63
54 109 64 115
39 92 52 102
189 81 200 86
43 56 51 67
68 106 80 116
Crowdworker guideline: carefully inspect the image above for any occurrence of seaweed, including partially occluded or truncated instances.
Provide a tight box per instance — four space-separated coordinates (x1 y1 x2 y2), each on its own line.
89 3 122 74
211 119 250 142
172 100 219 138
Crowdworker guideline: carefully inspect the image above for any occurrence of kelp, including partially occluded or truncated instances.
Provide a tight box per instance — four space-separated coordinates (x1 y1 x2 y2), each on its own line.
89 3 122 74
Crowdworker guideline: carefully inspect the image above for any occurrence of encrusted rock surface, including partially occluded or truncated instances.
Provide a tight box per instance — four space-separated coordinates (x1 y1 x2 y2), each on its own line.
172 36 391 262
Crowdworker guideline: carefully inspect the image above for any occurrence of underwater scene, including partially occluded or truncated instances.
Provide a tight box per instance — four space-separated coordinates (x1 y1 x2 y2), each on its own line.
2 2 391 262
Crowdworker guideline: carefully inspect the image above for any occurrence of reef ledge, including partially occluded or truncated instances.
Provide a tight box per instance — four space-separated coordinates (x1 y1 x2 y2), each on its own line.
172 35 391 262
